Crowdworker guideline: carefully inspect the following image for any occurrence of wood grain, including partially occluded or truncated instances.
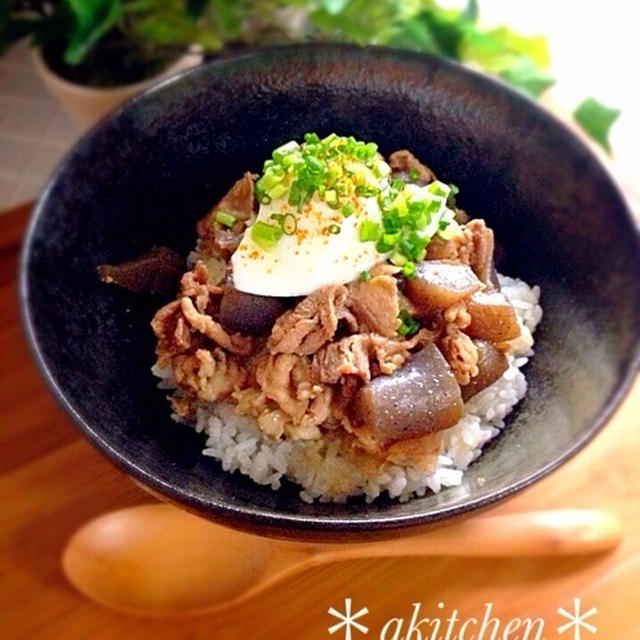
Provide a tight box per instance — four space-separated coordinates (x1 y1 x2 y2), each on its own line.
1 204 638 640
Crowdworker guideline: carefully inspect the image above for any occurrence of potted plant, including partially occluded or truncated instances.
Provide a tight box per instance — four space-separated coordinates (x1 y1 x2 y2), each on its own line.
0 1 618 148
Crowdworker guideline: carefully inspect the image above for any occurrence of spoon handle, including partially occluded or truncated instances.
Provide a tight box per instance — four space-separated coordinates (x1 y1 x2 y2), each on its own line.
318 510 622 562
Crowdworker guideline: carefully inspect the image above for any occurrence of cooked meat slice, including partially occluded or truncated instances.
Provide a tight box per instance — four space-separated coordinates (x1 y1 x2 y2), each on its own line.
253 353 330 439
388 149 435 183
443 300 472 329
196 172 256 258
424 236 461 261
311 331 431 385
351 342 463 448
425 220 499 290
180 296 254 356
370 262 401 277
255 353 310 421
219 284 286 335
151 299 182 346
466 291 520 343
180 260 221 313
453 208 470 224
169 391 197 420
268 284 349 355
465 219 499 289
98 246 184 296
151 259 246 361
461 339 509 401
438 323 479 386
294 387 333 440
215 172 257 221
348 274 399 337
198 172 256 230
405 260 484 314
173 348 246 402
210 226 245 259
151 298 208 358
312 335 372 385
199 256 227 287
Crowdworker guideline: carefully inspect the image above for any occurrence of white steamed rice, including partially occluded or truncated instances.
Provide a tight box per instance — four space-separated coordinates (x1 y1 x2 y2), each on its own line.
154 274 542 503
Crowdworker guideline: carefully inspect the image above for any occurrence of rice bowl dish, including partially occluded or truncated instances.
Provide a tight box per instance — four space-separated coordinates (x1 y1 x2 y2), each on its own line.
127 133 544 503
153 273 540 503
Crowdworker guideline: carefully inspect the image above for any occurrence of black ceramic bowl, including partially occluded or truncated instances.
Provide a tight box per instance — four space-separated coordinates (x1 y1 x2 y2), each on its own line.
20 45 640 536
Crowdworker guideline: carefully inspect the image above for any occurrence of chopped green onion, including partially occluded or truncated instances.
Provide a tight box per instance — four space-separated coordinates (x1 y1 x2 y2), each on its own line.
272 140 300 163
359 220 381 242
282 213 297 235
304 132 320 144
253 133 458 269
258 171 282 189
271 212 298 236
389 250 407 266
375 237 394 253
427 180 451 198
324 189 338 205
402 260 416 278
397 308 420 336
251 221 283 251
359 271 371 282
215 211 236 227
383 232 401 246
288 181 303 208
341 202 355 217
267 183 288 199
355 184 378 197
376 160 391 177
305 155 324 174
363 142 378 159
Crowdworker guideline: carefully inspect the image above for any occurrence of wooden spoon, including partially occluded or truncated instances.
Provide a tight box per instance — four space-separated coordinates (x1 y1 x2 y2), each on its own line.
62 504 621 617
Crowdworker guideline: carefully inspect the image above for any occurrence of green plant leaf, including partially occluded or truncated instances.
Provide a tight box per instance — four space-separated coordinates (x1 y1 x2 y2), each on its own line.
186 0 208 21
388 4 474 57
573 97 620 152
320 0 351 15
64 0 122 64
460 25 549 72
209 0 243 38
418 8 469 58
388 15 444 55
310 0 402 45
498 57 555 97
460 0 478 23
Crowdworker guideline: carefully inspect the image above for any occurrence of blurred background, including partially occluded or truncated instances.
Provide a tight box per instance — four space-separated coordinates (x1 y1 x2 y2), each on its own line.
0 0 638 212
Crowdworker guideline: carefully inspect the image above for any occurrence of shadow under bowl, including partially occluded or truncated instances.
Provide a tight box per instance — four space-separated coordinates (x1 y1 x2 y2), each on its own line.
20 44 640 538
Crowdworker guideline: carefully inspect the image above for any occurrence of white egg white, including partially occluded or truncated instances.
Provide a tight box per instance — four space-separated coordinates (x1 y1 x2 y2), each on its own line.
231 194 384 296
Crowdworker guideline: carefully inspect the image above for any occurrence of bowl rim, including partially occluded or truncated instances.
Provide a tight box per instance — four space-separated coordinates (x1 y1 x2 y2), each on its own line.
18 43 640 536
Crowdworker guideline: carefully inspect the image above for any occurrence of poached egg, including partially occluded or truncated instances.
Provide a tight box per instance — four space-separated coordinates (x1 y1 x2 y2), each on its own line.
231 194 384 297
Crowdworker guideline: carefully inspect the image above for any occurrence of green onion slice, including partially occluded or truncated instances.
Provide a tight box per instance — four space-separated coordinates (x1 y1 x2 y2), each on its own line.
251 221 283 251
282 213 297 235
359 220 381 242
215 211 236 227
397 309 420 336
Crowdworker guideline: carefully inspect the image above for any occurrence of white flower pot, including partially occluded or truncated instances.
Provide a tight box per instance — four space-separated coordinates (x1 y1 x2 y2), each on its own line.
32 48 203 130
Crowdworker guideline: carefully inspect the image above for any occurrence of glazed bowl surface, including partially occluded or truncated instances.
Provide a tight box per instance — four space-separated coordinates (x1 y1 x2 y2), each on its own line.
20 44 640 536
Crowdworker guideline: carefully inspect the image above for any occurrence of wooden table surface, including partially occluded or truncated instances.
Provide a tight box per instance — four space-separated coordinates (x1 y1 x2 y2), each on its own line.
1 203 638 640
